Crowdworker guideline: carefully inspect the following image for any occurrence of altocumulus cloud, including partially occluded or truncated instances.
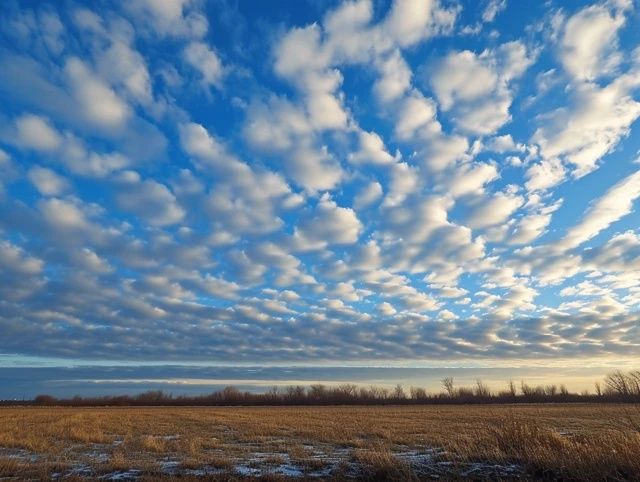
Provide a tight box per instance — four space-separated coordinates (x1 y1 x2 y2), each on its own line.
0 0 639 365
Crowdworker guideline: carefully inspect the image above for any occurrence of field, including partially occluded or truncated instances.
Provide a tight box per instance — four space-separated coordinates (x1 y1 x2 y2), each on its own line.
1 404 640 481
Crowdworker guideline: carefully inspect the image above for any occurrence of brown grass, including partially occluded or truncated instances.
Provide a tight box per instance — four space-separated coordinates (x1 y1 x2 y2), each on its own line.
140 435 168 453
352 448 417 481
0 457 22 476
464 416 640 480
0 404 638 480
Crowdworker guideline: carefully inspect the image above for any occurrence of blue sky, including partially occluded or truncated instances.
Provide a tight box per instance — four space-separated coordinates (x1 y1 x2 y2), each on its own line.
1 0 640 373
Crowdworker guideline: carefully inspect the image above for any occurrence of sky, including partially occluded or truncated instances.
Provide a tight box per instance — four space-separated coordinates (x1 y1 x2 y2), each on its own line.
0 0 640 395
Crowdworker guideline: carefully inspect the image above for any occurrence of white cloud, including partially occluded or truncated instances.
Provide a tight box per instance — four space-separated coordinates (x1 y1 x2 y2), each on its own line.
183 41 224 88
127 0 208 38
180 121 300 235
39 198 91 232
428 41 534 134
319 0 458 63
0 240 45 300
202 274 241 300
3 0 640 365
0 240 43 275
465 191 524 229
374 50 412 103
438 309 456 320
508 213 552 245
39 10 65 55
399 290 440 312
491 284 538 319
243 98 343 192
394 91 439 140
27 166 69 196
482 0 506 23
116 177 185 226
15 114 62 151
349 130 396 165
306 92 349 130
533 75 640 178
381 0 458 48
431 51 498 111
377 301 397 316
97 41 153 104
435 285 468 298
559 2 629 81
525 158 567 192
558 170 640 250
354 181 383 210
135 0 189 23
445 162 499 198
62 138 130 178
384 162 419 207
265 0 460 191
226 250 267 284
584 230 640 274
293 195 363 250
0 149 10 168
383 196 450 244
273 23 329 85
485 134 523 153
65 57 131 128
179 122 231 165
9 116 130 178
0 148 12 197
420 132 470 173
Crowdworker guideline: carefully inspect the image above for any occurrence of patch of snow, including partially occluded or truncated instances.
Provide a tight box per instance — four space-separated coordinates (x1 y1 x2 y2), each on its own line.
395 447 446 464
184 466 225 476
0 447 39 463
99 469 142 481
235 465 262 476
307 466 337 478
51 464 94 479
159 457 181 474
460 462 522 477
84 449 110 463
272 463 305 477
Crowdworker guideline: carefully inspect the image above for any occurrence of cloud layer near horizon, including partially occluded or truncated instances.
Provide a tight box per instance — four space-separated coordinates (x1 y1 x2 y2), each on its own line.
0 0 639 364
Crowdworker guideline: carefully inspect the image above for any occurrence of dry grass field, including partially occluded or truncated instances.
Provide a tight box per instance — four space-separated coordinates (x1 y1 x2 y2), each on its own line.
1 404 640 481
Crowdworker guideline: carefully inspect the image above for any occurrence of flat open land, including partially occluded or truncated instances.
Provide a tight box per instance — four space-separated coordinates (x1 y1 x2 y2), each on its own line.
1 404 639 481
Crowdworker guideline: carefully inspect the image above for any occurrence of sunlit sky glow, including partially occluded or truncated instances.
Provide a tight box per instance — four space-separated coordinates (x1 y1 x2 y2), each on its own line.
1 0 640 381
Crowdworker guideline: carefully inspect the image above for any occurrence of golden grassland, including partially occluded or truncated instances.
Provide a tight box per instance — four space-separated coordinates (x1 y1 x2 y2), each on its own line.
1 404 640 480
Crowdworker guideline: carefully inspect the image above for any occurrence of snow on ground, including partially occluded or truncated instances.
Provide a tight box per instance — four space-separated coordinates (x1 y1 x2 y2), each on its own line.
0 443 524 479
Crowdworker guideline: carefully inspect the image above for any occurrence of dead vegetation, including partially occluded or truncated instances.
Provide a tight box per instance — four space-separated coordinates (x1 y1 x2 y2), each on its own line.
0 404 639 480
20 370 640 408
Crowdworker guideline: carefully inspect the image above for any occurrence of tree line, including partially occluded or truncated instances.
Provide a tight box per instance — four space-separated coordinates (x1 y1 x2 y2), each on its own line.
4 369 640 407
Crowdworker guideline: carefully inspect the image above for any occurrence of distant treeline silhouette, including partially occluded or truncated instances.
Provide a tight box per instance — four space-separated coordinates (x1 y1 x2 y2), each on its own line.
5 369 640 407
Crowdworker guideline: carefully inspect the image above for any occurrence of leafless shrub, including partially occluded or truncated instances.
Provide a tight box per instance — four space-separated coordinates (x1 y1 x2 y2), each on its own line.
15 370 640 407
441 377 455 398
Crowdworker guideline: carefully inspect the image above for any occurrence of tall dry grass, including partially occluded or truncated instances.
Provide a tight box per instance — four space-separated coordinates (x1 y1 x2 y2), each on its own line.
0 404 639 480
456 415 640 480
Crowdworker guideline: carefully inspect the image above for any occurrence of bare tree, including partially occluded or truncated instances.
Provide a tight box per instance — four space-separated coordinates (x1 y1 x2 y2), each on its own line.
627 370 640 396
605 370 631 396
393 384 406 400
507 379 517 397
441 377 455 397
410 386 427 400
520 381 533 397
475 379 491 397
308 384 327 401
